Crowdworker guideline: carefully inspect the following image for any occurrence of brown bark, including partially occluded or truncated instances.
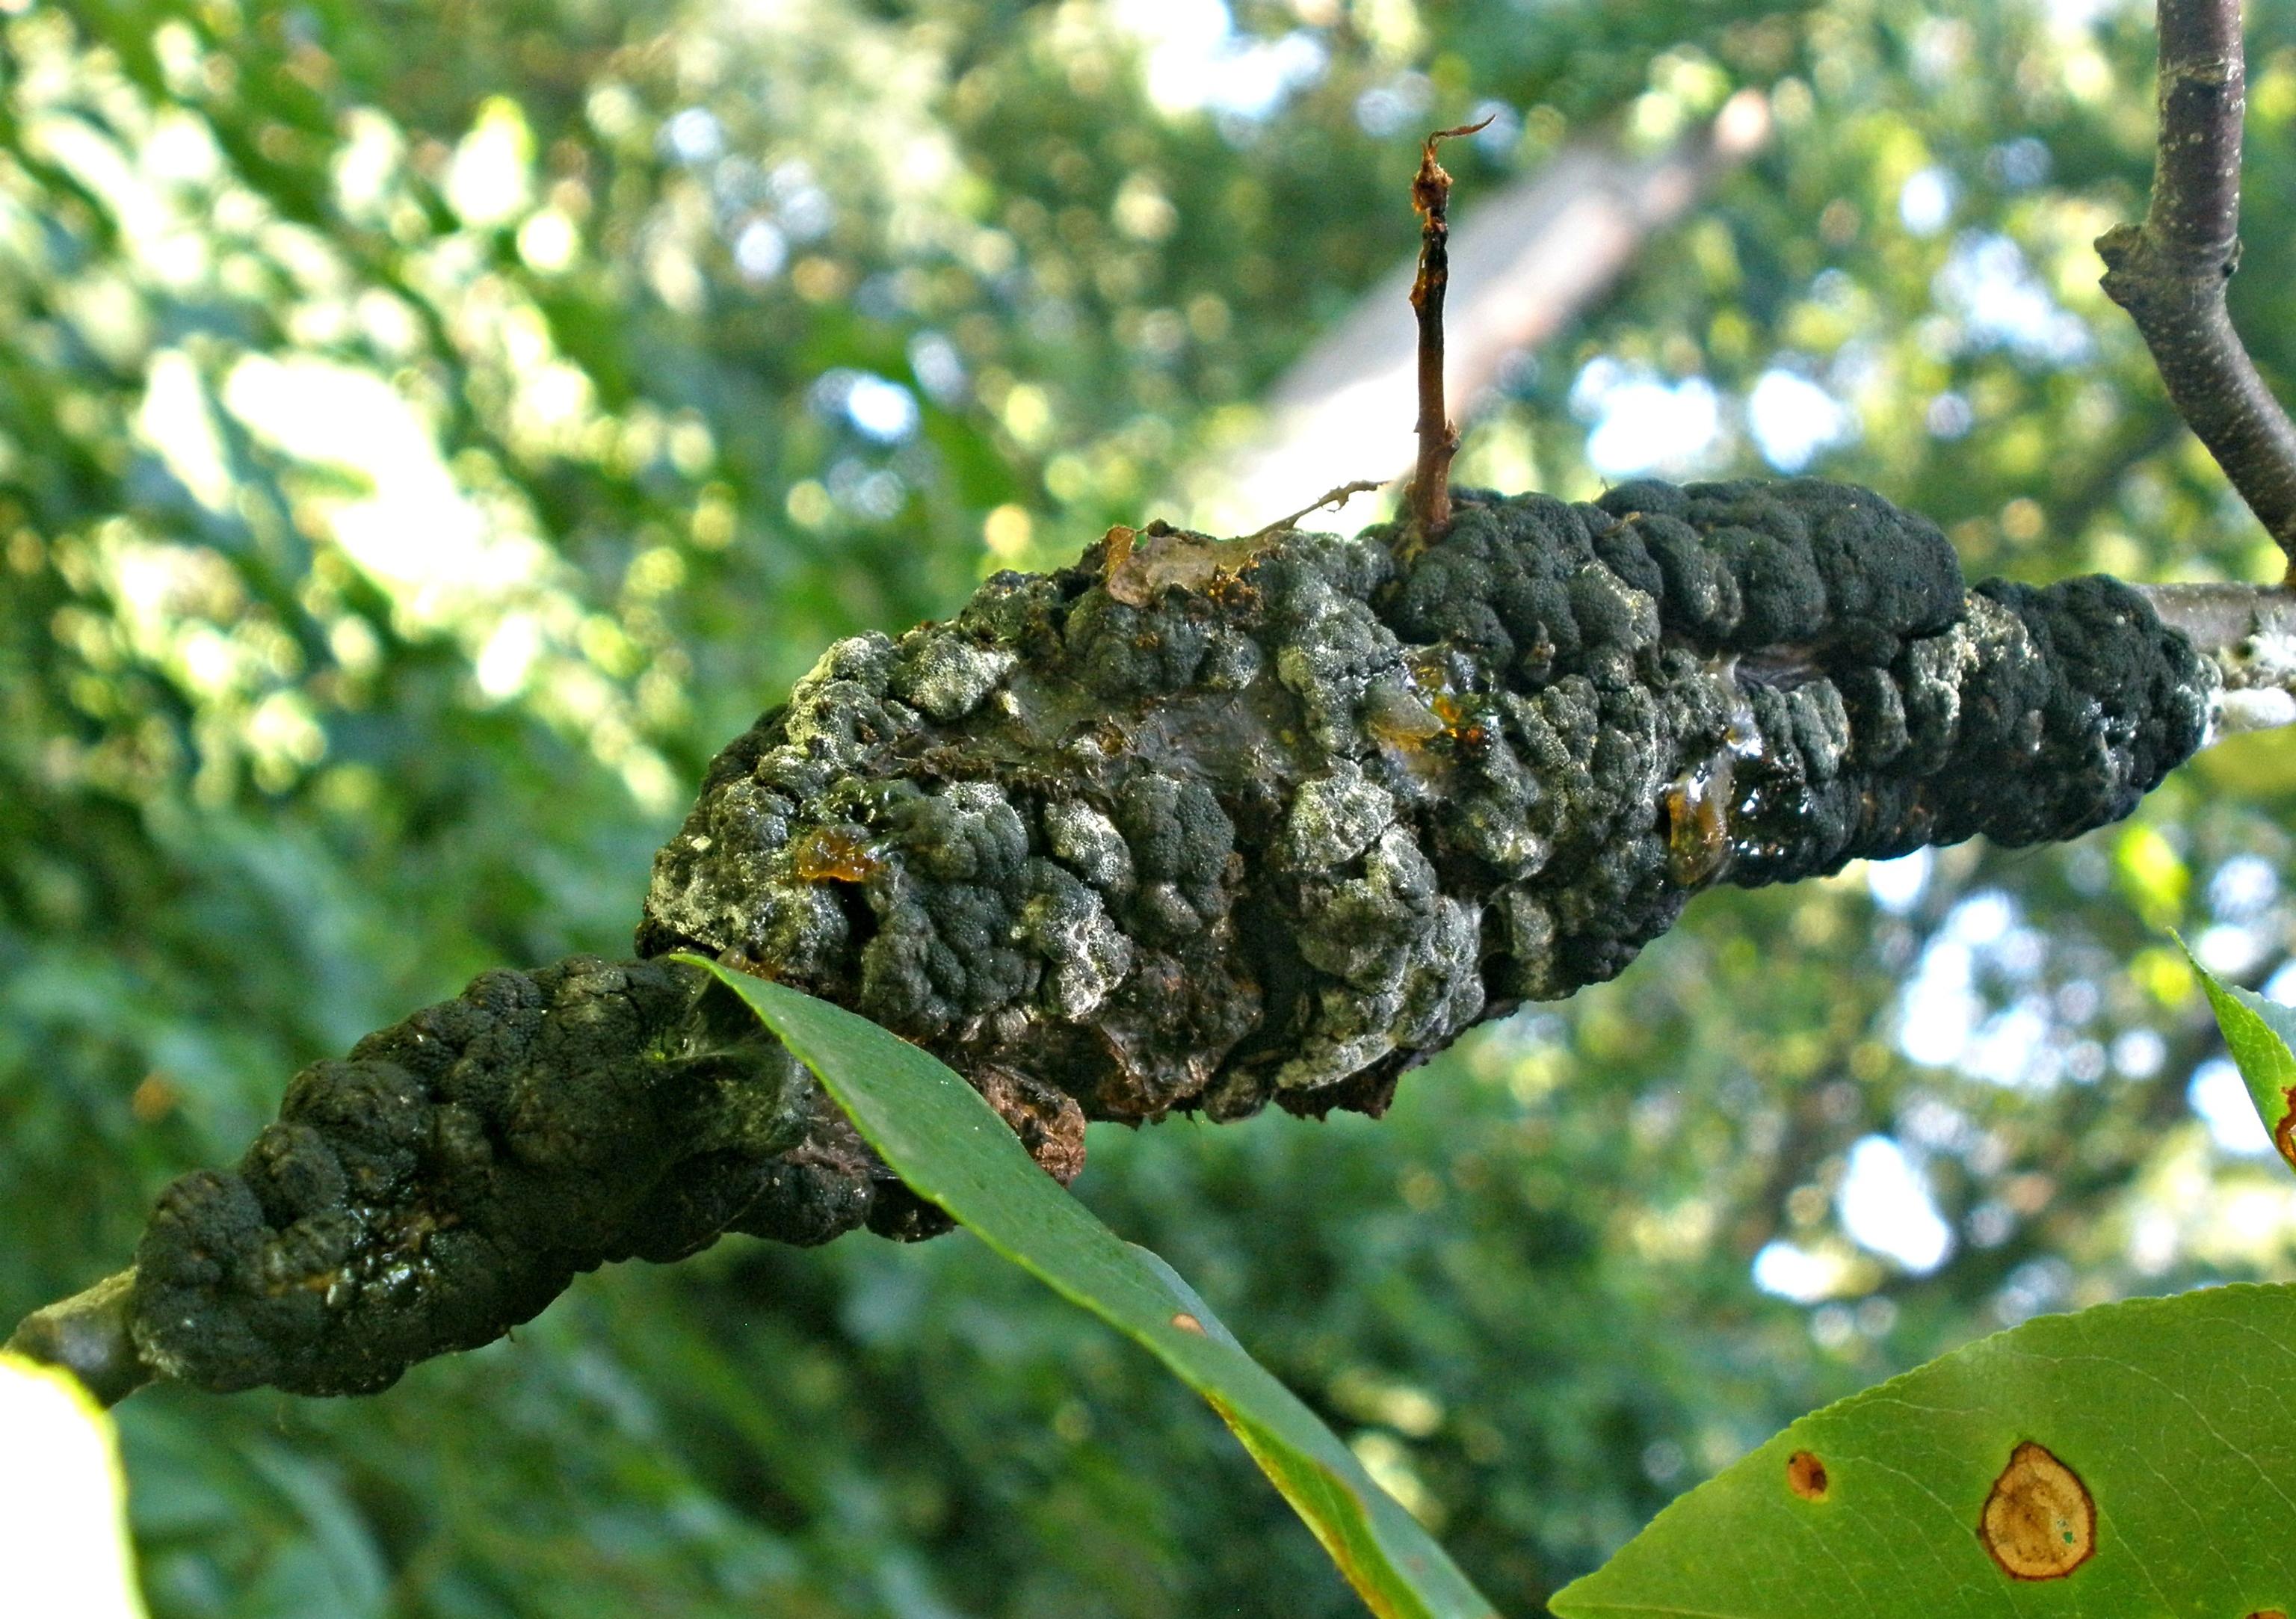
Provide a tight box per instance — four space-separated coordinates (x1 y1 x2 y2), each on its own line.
2098 0 2296 574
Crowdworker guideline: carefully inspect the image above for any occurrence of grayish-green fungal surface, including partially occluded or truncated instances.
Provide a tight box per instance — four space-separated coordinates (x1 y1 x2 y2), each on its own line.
114 481 2214 1394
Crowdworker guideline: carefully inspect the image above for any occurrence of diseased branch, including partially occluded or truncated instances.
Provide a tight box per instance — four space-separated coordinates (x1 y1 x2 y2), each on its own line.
2099 0 2296 573
1404 119 1491 549
16 477 2226 1404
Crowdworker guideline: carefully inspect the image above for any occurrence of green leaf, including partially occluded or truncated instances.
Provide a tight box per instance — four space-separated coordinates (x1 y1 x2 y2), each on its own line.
2182 934 2296 1174
0 1352 148 1619
681 957 1499 1619
1552 1283 2296 1617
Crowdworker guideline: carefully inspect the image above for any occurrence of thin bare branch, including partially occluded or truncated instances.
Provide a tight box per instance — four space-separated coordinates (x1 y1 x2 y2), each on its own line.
5 1268 154 1407
1404 118 1492 552
2099 0 2296 576
1203 91 1771 534
1244 478 1386 542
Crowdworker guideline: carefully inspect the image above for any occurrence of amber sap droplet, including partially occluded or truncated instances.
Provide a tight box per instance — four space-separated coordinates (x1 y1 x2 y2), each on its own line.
1978 1440 2095 1581
1663 757 1735 888
1365 659 1457 751
1365 685 1446 749
1785 1449 1829 1502
791 827 882 884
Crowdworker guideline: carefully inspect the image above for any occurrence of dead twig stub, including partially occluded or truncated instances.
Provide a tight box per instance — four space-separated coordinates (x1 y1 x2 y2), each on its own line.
1404 118 1492 555
1245 478 1386 542
2099 0 2296 578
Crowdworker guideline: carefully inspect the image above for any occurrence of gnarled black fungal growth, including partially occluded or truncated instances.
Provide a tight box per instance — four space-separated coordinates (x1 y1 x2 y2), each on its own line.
49 478 2213 1398
638 477 2205 1128
129 957 818 1394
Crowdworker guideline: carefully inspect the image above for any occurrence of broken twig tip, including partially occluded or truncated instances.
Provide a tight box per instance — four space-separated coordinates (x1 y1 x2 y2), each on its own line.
1246 478 1388 542
1422 115 1497 161
1404 119 1490 555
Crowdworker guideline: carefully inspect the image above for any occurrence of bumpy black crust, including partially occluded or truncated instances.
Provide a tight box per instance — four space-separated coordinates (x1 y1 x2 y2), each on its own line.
132 957 815 1394
638 478 2206 1126
127 480 2212 1394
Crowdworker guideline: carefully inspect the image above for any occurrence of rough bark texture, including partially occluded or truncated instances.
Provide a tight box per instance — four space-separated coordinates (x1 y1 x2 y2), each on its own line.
111 479 2212 1396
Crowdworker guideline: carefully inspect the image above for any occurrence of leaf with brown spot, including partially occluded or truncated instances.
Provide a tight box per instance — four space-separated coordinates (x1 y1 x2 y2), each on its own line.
1552 1284 2296 1618
1978 1440 2094 1579
1785 1449 1827 1502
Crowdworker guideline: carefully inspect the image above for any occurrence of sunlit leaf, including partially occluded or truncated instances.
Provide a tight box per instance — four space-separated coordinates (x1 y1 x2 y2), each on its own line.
2183 937 2296 1174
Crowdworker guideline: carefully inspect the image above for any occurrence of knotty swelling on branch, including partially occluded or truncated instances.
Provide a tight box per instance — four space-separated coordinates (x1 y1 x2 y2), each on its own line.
19 475 2267 1402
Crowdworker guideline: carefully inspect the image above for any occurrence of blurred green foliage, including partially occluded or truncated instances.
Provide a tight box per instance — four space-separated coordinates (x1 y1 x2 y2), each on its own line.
10 0 2296 1614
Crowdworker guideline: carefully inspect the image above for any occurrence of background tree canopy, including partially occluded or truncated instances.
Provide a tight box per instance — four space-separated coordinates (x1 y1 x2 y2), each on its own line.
7 0 2296 1612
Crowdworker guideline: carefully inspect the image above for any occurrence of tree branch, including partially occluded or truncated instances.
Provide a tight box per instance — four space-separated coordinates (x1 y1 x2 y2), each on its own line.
1404 119 1491 549
2138 580 2296 736
2098 0 2296 575
4 1269 152 1407
15 475 2229 1403
1201 93 1770 534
